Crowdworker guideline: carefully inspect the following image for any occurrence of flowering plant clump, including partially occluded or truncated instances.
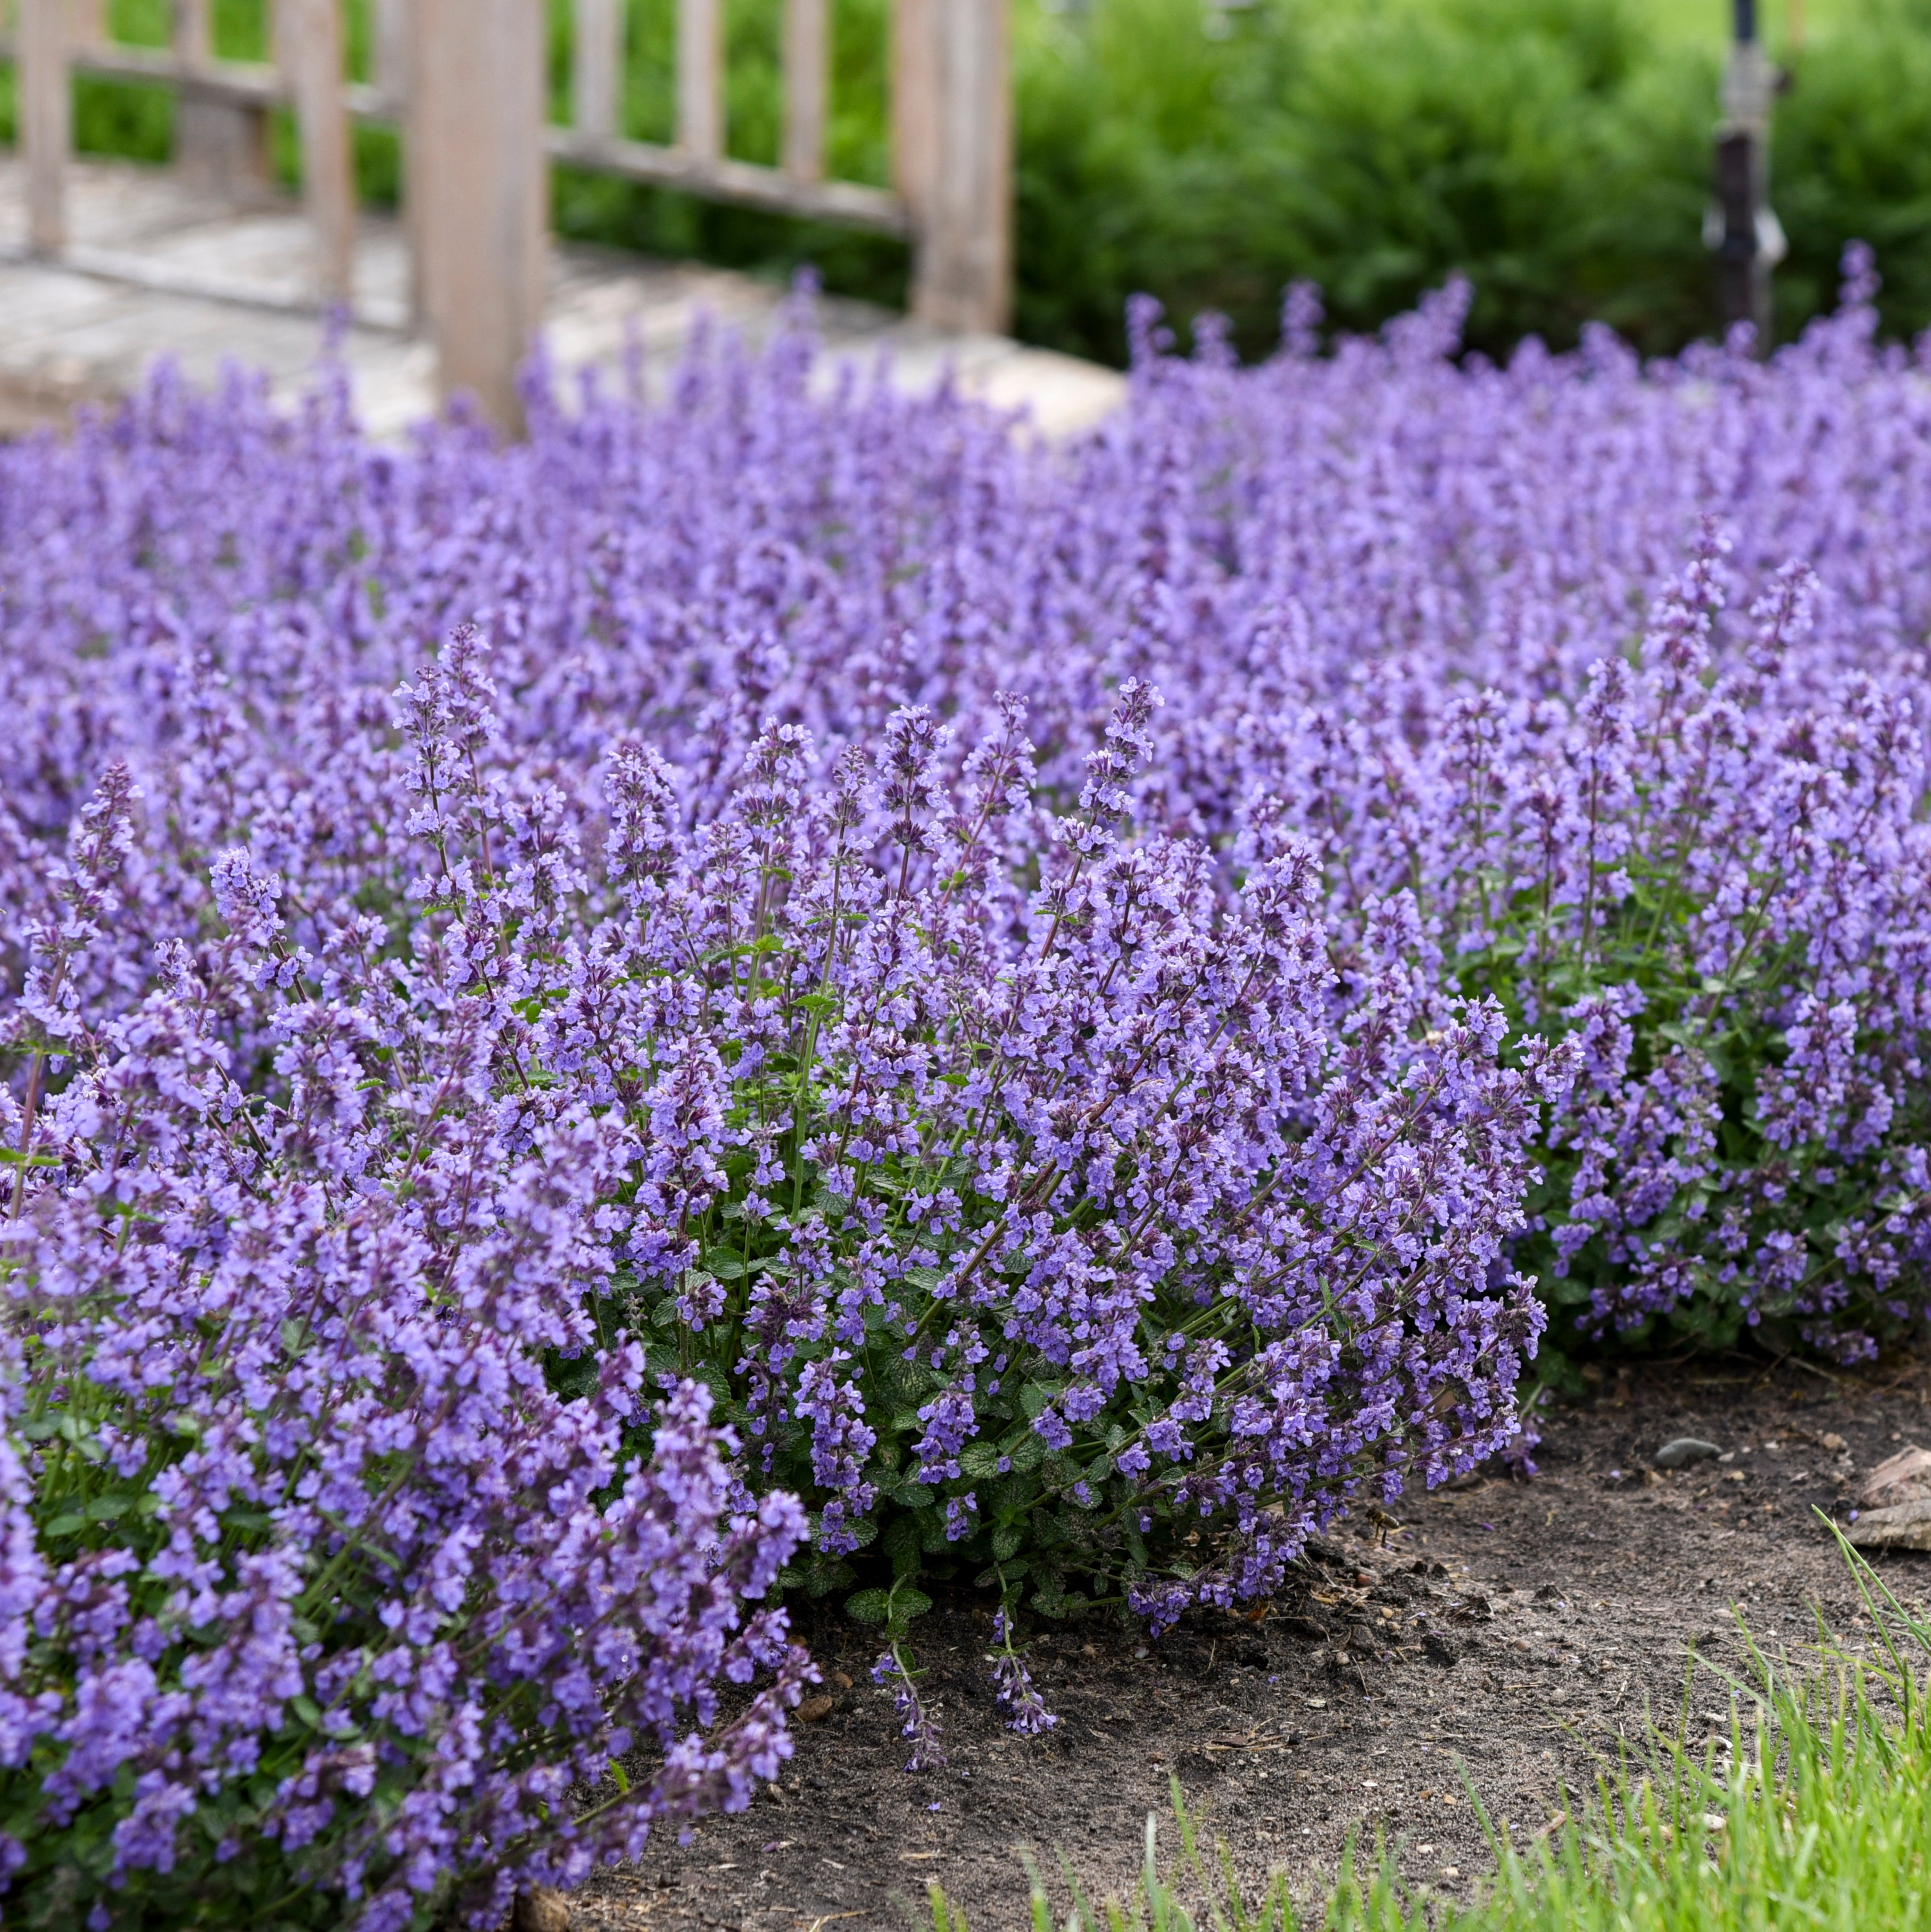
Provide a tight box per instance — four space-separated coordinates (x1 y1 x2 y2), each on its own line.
6 251 1931 1874
0 764 809 1925
598 674 1556 1628
1224 540 1931 1363
8 630 1555 1649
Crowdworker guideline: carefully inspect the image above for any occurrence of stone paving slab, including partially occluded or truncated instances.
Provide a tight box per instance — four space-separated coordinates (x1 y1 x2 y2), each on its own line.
0 155 1125 439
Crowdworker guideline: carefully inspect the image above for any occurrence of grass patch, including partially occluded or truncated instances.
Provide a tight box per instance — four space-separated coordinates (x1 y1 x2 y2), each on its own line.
931 1531 1931 1931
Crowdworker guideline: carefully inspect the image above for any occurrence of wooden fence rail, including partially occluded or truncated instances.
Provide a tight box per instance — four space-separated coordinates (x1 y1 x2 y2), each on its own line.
3 0 1011 430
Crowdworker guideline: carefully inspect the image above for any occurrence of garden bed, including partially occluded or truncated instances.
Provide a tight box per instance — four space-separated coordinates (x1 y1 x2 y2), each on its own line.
576 1350 1931 1930
12 278 1931 1923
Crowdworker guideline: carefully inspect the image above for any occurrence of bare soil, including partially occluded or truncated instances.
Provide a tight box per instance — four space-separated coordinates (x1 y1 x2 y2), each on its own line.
573 1355 1931 1932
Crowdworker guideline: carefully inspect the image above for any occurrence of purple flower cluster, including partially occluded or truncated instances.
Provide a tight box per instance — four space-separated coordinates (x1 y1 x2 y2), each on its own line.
1226 523 1931 1361
987 1612 1057 1737
0 761 811 1915
4 249 1931 1879
871 1647 946 1774
0 343 1557 1675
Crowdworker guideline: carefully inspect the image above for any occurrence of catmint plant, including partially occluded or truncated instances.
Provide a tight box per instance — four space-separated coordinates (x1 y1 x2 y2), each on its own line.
5 245 1931 1904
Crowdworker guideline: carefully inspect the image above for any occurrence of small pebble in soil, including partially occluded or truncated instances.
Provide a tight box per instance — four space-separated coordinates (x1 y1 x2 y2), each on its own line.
1654 1438 1722 1469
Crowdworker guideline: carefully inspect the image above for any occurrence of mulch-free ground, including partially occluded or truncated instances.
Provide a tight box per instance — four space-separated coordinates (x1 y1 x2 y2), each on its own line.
575 1353 1931 1931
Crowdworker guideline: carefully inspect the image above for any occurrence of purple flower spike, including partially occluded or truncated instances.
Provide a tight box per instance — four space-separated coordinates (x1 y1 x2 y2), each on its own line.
873 1649 946 1773
988 1611 1058 1737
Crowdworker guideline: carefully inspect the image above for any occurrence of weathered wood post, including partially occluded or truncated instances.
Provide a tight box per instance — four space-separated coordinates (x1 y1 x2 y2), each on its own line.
19 0 69 256
677 0 724 163
898 0 1010 335
783 0 828 183
892 0 937 260
370 0 421 326
574 0 622 141
374 0 411 100
281 0 354 303
173 0 272 200
409 0 549 433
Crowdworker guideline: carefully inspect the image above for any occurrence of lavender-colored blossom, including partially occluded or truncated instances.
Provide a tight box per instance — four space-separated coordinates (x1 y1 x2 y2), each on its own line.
872 1648 946 1773
987 1611 1057 1736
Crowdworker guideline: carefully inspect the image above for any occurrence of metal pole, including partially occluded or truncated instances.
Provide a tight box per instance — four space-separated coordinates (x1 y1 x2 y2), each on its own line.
1710 0 1785 350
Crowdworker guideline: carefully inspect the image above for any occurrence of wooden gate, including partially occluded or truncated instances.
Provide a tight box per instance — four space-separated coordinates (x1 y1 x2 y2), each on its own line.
6 0 1011 428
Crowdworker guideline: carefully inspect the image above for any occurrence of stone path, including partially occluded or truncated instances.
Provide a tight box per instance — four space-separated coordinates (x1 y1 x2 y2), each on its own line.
0 154 1125 439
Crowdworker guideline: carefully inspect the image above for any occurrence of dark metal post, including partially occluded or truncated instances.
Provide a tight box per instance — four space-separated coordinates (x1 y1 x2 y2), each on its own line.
1709 0 1785 349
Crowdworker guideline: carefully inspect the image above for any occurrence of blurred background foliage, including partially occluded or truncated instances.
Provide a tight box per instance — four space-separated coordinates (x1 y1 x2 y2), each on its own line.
3 0 1929 364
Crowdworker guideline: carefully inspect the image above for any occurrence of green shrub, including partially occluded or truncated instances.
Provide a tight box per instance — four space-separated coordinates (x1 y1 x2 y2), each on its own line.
1774 0 1931 348
1014 0 1931 365
1012 0 1716 364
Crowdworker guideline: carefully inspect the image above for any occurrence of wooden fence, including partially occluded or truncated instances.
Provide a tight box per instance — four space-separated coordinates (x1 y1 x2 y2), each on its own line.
5 0 1011 427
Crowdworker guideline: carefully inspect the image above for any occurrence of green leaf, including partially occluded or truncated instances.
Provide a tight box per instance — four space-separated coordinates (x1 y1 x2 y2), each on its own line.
890 1586 933 1624
844 1588 892 1624
992 1522 1024 1562
291 1695 324 1729
805 1558 856 1597
959 1440 1002 1479
884 1514 924 1577
42 1513 86 1538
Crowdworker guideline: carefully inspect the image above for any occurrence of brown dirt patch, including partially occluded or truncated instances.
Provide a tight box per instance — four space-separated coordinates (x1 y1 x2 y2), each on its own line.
572 1354 1931 1931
